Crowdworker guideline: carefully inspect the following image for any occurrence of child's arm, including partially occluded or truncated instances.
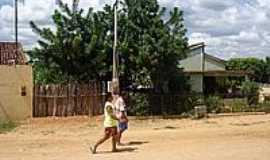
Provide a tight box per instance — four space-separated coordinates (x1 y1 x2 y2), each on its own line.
110 113 119 120
120 111 128 123
106 105 119 121
107 111 118 120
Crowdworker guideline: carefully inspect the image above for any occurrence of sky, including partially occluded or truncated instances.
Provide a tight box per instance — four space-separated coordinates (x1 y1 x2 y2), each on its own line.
0 0 270 60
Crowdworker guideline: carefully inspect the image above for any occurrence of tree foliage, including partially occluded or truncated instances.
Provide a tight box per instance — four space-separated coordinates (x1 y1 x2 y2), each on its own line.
29 1 112 83
29 0 189 93
117 0 189 93
241 81 260 106
226 57 270 83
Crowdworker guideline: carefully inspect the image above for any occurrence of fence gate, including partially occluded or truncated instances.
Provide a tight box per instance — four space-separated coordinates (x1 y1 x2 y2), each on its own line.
33 82 105 117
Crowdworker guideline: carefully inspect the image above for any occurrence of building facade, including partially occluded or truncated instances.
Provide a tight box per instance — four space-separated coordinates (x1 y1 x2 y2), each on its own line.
179 42 248 94
0 42 33 121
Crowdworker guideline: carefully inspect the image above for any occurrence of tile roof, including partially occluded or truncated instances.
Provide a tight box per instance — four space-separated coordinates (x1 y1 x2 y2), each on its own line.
0 42 26 65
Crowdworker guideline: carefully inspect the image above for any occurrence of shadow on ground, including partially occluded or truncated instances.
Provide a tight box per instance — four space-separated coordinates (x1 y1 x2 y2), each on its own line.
97 147 137 154
153 126 179 130
126 141 149 145
230 120 270 126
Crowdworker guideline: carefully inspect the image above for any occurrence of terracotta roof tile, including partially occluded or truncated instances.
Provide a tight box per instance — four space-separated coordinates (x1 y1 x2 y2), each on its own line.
0 42 26 65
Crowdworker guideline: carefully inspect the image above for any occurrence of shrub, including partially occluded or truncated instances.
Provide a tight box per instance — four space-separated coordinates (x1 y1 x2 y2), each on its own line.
230 99 247 112
128 93 150 116
0 121 17 134
241 81 260 106
205 96 223 113
257 102 270 113
183 94 202 112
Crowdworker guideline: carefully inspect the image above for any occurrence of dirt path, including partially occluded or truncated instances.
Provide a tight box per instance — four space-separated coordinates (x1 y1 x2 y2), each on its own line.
1 114 270 160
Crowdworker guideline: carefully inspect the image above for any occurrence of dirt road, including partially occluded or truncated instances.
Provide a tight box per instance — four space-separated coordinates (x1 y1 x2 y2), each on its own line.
1 114 270 160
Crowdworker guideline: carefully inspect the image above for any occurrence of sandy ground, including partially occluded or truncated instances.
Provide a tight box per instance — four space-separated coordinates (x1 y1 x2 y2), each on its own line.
0 114 270 160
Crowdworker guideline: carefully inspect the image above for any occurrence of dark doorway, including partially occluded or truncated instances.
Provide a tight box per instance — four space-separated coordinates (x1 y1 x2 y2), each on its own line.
203 76 217 95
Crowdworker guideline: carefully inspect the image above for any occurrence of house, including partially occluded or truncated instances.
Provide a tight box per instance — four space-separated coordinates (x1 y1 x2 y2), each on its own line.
259 83 270 103
0 42 33 121
179 42 249 94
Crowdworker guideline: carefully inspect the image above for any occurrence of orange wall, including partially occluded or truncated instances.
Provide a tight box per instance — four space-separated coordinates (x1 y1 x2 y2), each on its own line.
0 65 33 121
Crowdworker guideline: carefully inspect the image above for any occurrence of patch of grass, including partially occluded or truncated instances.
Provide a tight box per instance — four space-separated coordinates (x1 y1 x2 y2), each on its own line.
0 121 17 134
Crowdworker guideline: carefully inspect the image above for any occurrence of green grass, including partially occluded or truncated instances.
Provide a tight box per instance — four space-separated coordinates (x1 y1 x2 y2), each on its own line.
0 121 17 134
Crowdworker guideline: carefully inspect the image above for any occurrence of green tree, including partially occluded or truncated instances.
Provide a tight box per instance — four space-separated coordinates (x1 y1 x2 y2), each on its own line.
118 0 189 93
241 81 260 106
29 1 111 83
226 58 268 83
265 57 270 83
29 0 189 92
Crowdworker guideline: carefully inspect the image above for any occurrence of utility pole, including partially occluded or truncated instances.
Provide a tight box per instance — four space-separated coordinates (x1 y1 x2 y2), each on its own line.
15 0 18 62
202 43 206 97
72 0 79 12
112 0 119 93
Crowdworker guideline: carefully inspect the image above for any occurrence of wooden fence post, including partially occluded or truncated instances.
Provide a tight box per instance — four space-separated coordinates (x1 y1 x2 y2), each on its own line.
52 85 57 117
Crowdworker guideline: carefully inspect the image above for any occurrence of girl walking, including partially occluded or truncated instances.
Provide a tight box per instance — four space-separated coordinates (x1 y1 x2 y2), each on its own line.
90 93 118 154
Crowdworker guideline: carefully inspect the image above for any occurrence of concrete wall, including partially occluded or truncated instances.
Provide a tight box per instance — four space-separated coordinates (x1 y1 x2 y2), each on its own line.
190 74 203 93
0 65 33 121
205 57 225 71
190 48 203 55
180 54 203 71
180 54 226 72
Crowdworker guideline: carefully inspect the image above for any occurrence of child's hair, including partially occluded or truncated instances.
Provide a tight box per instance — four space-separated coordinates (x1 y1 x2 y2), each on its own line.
112 90 120 96
106 93 113 102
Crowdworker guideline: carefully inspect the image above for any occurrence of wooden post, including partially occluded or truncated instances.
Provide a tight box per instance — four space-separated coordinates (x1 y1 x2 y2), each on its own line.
52 85 57 117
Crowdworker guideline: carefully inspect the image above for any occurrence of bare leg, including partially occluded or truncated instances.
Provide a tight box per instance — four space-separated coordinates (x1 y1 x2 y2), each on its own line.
91 134 110 154
111 127 118 152
112 134 117 152
117 129 126 145
95 134 110 147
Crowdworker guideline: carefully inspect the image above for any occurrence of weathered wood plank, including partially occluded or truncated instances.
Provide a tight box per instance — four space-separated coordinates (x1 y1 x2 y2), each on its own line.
33 82 104 117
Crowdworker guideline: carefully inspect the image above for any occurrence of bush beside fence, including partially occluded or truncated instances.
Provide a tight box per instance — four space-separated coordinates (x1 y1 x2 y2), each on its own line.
126 92 270 116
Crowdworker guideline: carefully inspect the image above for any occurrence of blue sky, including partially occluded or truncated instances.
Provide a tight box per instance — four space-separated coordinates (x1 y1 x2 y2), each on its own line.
0 0 270 59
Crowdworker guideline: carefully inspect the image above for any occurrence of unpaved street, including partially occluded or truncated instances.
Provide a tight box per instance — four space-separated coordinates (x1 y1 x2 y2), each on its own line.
1 114 270 160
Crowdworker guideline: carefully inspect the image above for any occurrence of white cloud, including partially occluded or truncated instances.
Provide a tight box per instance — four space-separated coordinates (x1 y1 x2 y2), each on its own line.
196 0 234 11
0 0 269 59
0 0 56 49
181 0 270 59
257 0 269 7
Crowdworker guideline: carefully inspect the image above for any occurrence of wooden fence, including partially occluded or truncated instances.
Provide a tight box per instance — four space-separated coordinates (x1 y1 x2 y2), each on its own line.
33 82 105 117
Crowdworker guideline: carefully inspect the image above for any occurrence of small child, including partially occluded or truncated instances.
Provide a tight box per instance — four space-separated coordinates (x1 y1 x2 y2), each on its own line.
113 92 128 145
90 93 118 154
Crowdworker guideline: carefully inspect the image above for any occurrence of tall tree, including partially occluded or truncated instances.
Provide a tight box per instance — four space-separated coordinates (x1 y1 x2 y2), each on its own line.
226 57 269 83
29 0 189 92
118 0 189 93
265 57 270 83
29 1 111 83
